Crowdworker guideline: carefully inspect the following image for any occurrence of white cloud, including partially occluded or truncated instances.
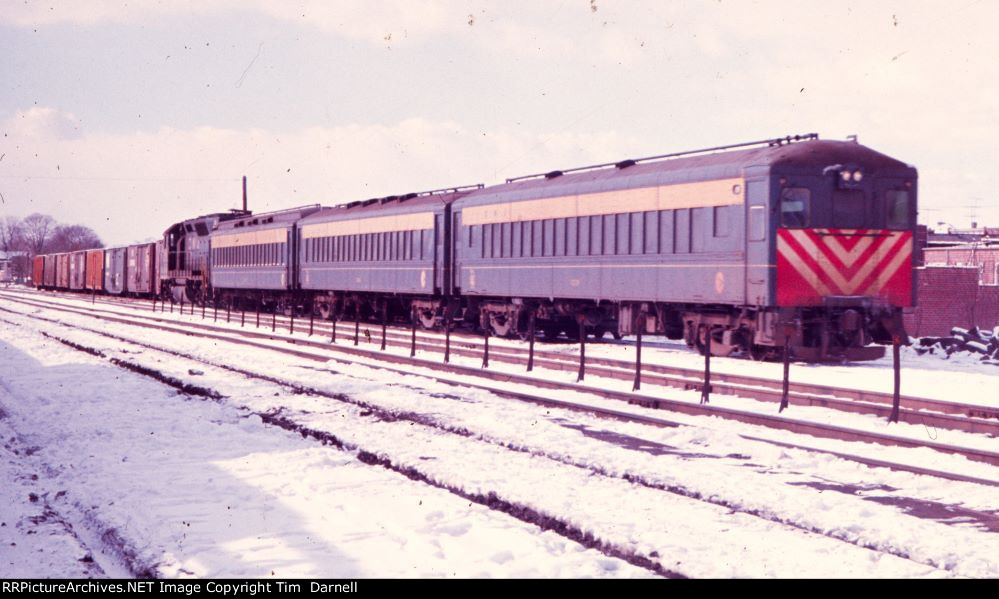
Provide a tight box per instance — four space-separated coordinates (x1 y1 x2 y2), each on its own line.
0 108 639 245
3 107 83 140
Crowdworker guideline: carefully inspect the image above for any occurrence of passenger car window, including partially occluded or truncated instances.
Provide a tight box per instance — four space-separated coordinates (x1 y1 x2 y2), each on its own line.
886 190 910 230
780 188 810 227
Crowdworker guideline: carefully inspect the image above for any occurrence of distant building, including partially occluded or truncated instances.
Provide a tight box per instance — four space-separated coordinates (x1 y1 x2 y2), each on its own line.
905 224 999 336
0 250 28 283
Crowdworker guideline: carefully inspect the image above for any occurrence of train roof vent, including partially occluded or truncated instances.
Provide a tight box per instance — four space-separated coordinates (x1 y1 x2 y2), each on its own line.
615 159 636 169
544 170 563 180
400 193 418 202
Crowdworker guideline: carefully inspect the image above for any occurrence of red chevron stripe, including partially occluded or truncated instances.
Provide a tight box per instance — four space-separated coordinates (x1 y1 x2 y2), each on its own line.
776 229 913 306
778 230 848 294
800 229 895 278
849 233 911 295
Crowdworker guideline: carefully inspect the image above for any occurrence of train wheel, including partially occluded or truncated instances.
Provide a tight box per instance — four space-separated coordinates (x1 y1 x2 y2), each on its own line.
488 313 513 337
317 302 332 320
418 309 437 330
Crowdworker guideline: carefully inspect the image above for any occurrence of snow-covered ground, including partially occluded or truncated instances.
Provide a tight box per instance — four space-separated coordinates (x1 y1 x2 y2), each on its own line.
2 290 999 577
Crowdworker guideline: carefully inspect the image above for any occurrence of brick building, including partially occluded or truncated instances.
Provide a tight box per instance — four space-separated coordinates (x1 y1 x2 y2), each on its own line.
923 245 999 285
904 265 999 337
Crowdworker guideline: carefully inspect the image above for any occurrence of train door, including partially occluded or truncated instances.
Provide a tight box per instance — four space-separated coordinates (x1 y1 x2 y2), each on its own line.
433 213 443 294
745 177 770 306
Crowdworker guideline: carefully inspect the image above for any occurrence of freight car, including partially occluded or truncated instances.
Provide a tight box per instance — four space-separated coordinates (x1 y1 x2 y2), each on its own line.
104 247 127 294
85 249 104 291
125 242 158 296
68 250 87 290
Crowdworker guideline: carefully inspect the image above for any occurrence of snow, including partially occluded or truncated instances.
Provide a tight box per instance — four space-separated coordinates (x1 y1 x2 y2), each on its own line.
3 289 999 577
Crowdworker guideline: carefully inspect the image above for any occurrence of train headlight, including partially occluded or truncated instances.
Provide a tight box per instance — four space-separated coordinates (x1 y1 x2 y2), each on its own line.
835 165 863 189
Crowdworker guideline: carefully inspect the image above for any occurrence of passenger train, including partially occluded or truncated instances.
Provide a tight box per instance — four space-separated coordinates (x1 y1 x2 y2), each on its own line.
33 134 917 361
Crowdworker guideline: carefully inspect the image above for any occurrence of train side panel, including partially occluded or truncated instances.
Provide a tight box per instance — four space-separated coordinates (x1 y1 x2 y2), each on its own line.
455 173 747 305
299 198 457 297
69 251 87 290
32 256 44 287
104 247 127 295
43 255 56 287
85 249 105 291
211 226 294 291
126 243 157 295
56 254 70 289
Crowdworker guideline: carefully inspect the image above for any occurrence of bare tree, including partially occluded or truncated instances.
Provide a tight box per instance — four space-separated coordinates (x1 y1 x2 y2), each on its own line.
20 213 56 254
48 224 103 252
0 215 24 252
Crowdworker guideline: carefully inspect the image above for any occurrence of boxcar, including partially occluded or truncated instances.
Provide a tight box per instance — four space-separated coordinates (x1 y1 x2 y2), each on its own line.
55 253 70 289
33 255 44 287
43 254 57 288
104 247 127 295
69 250 87 290
126 243 157 295
85 249 104 291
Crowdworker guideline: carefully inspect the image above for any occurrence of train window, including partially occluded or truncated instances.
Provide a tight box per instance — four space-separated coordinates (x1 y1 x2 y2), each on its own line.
833 190 865 228
629 212 642 255
554 219 566 256
616 213 630 254
886 190 910 229
674 209 690 254
493 224 502 258
566 217 578 256
644 211 658 254
602 215 614 256
512 220 522 257
780 188 811 227
543 219 554 256
528 220 540 257
749 206 766 241
520 222 530 257
468 224 474 248
584 216 596 255
713 206 731 237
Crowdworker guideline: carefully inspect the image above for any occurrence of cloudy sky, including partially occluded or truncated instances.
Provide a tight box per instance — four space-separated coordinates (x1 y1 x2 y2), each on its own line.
1 0 996 245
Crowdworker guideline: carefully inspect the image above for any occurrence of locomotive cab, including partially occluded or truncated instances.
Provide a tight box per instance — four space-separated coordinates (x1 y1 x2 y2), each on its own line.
772 147 917 360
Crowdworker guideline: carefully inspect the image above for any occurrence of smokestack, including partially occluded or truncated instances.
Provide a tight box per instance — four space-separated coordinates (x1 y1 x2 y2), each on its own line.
242 175 248 213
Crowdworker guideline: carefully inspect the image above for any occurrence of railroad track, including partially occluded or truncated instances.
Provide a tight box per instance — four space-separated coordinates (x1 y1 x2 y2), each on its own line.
7 288 999 435
3 301 996 577
23 288 999 423
4 289 999 483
